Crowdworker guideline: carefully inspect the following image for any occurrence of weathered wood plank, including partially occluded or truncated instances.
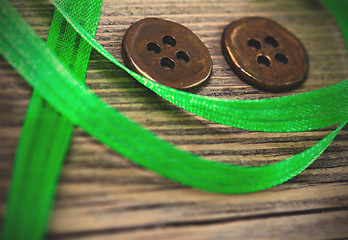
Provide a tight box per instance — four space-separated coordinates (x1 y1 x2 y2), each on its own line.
0 0 347 239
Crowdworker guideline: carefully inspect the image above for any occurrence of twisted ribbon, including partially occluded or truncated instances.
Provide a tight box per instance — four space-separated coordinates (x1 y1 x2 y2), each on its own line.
0 0 347 239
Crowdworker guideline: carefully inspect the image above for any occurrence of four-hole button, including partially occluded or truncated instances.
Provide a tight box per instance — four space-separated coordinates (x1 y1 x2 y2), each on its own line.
122 18 212 90
221 17 309 91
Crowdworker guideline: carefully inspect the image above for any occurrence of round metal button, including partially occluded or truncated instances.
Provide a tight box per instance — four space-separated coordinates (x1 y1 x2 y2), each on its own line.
221 17 309 91
122 18 212 90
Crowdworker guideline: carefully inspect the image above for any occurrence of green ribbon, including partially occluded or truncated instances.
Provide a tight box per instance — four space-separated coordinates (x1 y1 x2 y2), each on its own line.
1 0 347 239
1 0 103 239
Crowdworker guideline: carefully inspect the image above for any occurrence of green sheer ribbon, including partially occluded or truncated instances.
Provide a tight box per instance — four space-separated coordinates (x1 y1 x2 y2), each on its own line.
1 0 103 239
0 0 347 239
52 0 348 133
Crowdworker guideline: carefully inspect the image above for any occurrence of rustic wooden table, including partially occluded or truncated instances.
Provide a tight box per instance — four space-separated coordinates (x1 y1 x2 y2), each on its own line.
1 0 348 239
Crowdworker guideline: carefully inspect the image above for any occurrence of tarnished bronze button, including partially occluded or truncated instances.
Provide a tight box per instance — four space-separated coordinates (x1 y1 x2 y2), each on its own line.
122 18 212 90
222 17 309 91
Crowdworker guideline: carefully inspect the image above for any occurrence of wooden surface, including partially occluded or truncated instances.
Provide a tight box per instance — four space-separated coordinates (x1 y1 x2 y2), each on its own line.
1 0 348 239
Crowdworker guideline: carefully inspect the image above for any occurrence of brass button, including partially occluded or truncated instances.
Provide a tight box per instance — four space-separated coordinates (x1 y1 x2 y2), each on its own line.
222 17 309 91
122 18 212 90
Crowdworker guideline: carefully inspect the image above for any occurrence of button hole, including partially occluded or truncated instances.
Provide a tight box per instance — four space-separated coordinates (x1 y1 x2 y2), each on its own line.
257 55 271 67
275 53 288 64
160 57 175 70
162 36 176 47
176 51 190 63
146 42 161 53
265 36 279 47
247 39 261 50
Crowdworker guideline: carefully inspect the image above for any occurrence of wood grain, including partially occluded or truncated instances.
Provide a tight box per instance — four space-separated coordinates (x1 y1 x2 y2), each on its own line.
1 0 348 239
